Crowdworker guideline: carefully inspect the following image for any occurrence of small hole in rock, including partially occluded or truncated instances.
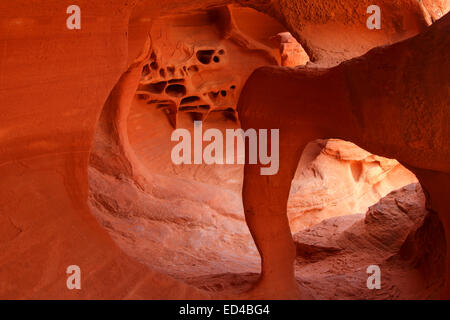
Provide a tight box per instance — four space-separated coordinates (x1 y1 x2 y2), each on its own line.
150 61 158 70
179 106 197 111
213 56 220 63
196 50 215 64
165 84 186 97
169 79 185 84
147 99 172 105
208 91 220 101
167 66 175 75
142 64 150 76
136 93 150 100
139 81 167 94
181 96 200 104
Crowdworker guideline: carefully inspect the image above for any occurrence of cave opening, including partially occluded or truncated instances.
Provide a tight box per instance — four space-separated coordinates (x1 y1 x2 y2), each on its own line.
87 3 447 299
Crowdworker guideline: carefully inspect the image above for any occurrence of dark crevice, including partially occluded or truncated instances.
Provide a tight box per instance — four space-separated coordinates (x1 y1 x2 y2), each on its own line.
142 64 150 76
150 61 159 70
139 81 167 94
196 50 215 64
181 96 200 105
165 84 186 97
179 106 197 111
169 78 185 84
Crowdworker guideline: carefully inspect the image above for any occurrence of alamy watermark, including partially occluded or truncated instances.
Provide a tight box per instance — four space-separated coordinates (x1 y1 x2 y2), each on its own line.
66 265 81 290
66 5 81 30
366 265 381 289
367 5 381 30
171 121 279 175
65 4 380 31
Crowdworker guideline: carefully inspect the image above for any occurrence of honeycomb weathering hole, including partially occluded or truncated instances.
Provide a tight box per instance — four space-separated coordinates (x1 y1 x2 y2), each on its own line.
181 96 200 104
165 84 186 97
196 50 215 64
142 64 150 76
150 61 158 70
140 81 167 93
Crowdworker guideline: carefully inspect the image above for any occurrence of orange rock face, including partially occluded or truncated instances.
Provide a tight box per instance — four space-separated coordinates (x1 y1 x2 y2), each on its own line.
238 12 450 298
130 6 308 128
0 0 448 300
289 139 417 232
292 183 445 299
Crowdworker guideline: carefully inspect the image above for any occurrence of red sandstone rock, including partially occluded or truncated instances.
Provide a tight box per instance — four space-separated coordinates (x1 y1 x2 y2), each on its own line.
237 12 450 299
0 0 448 300
183 184 445 299
292 183 445 299
289 139 417 232
0 1 209 299
423 0 450 21
271 32 309 66
89 136 416 280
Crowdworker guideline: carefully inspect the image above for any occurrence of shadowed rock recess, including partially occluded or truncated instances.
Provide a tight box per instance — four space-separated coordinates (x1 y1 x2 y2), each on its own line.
0 0 448 299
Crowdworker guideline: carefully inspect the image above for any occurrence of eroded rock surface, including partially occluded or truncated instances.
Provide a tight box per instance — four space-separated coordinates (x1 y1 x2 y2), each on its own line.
237 12 450 298
0 0 448 300
289 139 417 232
132 6 307 127
293 183 445 300
185 184 446 299
89 134 417 280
